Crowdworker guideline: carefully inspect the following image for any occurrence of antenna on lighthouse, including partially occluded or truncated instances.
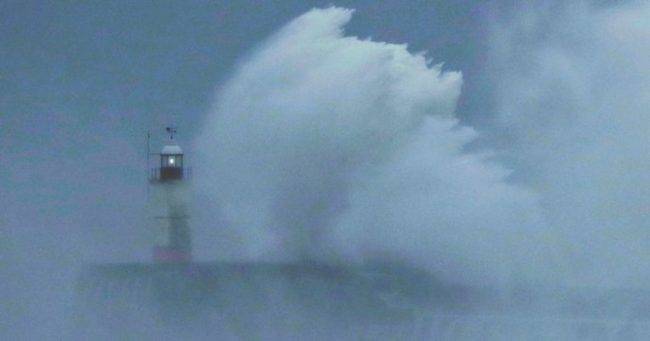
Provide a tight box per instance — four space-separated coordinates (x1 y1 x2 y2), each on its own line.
166 126 177 140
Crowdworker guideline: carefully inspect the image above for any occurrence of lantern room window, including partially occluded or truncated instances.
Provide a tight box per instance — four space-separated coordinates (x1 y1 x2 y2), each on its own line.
161 154 183 168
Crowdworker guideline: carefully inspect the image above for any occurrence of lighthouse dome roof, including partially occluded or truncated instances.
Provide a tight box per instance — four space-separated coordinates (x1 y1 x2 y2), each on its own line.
161 144 183 155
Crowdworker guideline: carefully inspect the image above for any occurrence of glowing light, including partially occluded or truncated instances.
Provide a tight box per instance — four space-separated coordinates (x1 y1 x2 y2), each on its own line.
169 157 175 165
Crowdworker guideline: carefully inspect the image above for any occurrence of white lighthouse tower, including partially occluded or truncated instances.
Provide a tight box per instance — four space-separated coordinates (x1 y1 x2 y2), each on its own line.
148 127 192 263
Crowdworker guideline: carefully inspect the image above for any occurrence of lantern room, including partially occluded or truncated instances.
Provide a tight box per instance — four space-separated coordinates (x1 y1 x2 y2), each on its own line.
159 144 184 181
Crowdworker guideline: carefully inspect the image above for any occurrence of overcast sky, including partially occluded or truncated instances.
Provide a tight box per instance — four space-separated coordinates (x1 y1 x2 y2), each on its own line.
1 0 503 260
1 0 643 267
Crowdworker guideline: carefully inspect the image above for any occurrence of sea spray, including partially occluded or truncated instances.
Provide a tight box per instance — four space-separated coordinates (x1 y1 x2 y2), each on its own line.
194 7 556 286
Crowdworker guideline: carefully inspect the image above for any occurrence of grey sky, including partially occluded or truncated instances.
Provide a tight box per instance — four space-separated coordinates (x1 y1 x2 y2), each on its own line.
1 0 635 261
1 0 497 260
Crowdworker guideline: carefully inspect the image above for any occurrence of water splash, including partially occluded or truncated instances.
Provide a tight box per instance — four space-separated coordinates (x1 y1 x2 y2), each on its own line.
194 7 554 287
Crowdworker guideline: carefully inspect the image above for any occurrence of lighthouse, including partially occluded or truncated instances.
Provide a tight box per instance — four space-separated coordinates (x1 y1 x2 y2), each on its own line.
76 127 457 335
148 127 192 263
